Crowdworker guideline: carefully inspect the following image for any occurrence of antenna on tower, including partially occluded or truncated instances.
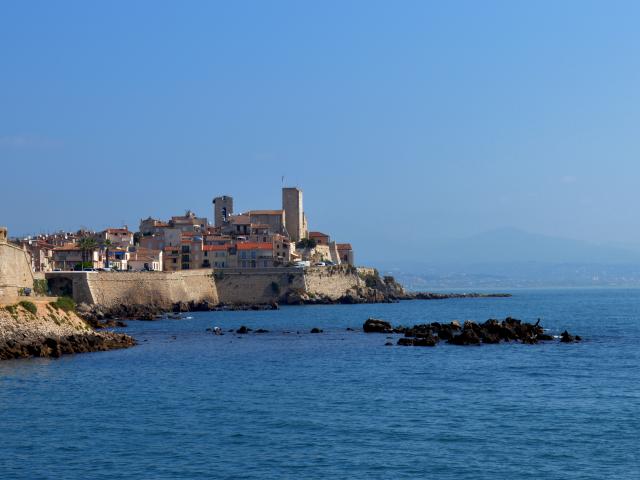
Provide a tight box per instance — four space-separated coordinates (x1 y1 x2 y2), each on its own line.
281 175 285 186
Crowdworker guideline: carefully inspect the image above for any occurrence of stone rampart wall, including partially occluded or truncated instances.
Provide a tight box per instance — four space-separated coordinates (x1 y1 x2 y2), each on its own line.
215 266 364 304
0 242 34 303
45 266 373 307
46 270 218 308
303 266 363 300
214 268 305 304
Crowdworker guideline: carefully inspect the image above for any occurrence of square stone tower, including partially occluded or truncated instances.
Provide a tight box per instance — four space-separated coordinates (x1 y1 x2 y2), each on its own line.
282 187 307 242
213 196 233 227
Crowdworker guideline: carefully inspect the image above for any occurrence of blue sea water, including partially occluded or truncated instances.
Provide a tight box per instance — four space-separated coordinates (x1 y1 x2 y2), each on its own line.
1 288 639 479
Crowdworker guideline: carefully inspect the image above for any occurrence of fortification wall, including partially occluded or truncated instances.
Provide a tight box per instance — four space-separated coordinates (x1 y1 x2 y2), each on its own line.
215 266 364 304
303 266 363 300
215 268 305 304
45 266 375 308
46 270 218 308
0 242 34 303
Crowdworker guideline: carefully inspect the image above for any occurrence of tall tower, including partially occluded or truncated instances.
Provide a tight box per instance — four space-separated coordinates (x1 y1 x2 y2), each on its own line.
213 196 233 227
282 187 306 242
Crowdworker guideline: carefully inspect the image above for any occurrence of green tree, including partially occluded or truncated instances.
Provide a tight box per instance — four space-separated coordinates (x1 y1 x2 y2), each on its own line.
78 236 98 268
102 238 113 268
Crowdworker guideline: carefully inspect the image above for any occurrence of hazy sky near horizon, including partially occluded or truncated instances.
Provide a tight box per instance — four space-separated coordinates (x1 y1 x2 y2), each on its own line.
2 1 640 263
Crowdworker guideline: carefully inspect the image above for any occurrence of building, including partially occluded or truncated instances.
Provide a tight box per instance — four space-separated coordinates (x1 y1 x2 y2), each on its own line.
97 228 134 248
139 217 170 236
213 195 233 227
247 210 286 236
233 242 274 269
203 245 229 268
282 187 308 242
21 238 55 272
51 244 102 270
169 211 208 232
337 243 354 266
127 248 163 271
308 231 330 246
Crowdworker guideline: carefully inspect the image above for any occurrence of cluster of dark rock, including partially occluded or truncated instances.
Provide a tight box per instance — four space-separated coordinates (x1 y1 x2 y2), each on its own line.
206 325 324 335
283 290 512 306
282 288 394 305
363 317 581 347
0 332 136 360
404 292 512 300
78 301 281 324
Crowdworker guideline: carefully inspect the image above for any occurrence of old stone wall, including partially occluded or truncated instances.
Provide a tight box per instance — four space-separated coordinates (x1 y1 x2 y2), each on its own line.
45 266 374 307
215 265 364 304
0 242 34 303
214 268 305 304
46 270 218 308
303 266 363 300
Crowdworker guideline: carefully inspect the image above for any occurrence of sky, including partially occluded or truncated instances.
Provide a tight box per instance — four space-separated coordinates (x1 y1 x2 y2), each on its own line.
2 1 640 264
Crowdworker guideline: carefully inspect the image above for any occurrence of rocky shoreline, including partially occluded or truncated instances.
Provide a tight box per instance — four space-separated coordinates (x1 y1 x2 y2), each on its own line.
78 291 512 324
363 317 581 346
0 300 135 361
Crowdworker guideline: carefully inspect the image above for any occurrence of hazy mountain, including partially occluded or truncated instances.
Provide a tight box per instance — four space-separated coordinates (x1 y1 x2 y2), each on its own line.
372 228 640 289
385 227 640 268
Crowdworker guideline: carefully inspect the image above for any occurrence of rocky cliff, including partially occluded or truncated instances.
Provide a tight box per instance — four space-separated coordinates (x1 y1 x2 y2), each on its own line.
0 299 135 360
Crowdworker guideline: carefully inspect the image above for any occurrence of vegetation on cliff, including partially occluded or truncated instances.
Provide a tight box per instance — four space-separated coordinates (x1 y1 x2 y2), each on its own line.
0 299 135 361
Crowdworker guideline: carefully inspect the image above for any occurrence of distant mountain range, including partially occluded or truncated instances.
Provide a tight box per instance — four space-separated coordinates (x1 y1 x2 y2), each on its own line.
373 228 640 289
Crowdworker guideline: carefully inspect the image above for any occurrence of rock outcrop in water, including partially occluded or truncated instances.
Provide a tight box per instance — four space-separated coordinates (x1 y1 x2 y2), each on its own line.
1 300 135 360
363 317 581 346
78 301 280 324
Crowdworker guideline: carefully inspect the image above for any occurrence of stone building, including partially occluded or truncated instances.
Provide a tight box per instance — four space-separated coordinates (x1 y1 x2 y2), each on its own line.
308 231 330 246
337 243 354 266
282 187 308 242
96 227 134 248
213 195 233 227
247 210 286 236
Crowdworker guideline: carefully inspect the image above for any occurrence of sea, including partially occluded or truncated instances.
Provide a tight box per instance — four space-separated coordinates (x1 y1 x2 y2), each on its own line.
1 288 639 479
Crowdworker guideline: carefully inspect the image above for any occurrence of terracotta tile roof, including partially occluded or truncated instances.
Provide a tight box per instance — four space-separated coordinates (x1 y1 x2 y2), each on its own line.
203 245 229 251
236 242 273 251
129 254 156 262
309 231 329 238
106 228 131 234
337 243 353 250
54 244 83 251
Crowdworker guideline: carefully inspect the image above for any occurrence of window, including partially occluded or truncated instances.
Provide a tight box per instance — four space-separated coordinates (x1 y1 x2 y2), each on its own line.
181 245 190 253
204 251 208 257
182 254 190 262
173 258 177 264
251 251 256 259
263 261 268 268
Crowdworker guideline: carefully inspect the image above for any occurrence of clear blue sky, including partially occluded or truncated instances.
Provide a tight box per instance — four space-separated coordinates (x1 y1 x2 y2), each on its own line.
2 1 639 264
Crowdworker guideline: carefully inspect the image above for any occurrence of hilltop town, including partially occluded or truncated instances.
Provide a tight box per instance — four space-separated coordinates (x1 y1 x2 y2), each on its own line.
13 187 354 274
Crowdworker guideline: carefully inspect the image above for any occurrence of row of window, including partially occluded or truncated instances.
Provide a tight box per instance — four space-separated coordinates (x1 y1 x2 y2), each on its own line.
240 260 271 268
